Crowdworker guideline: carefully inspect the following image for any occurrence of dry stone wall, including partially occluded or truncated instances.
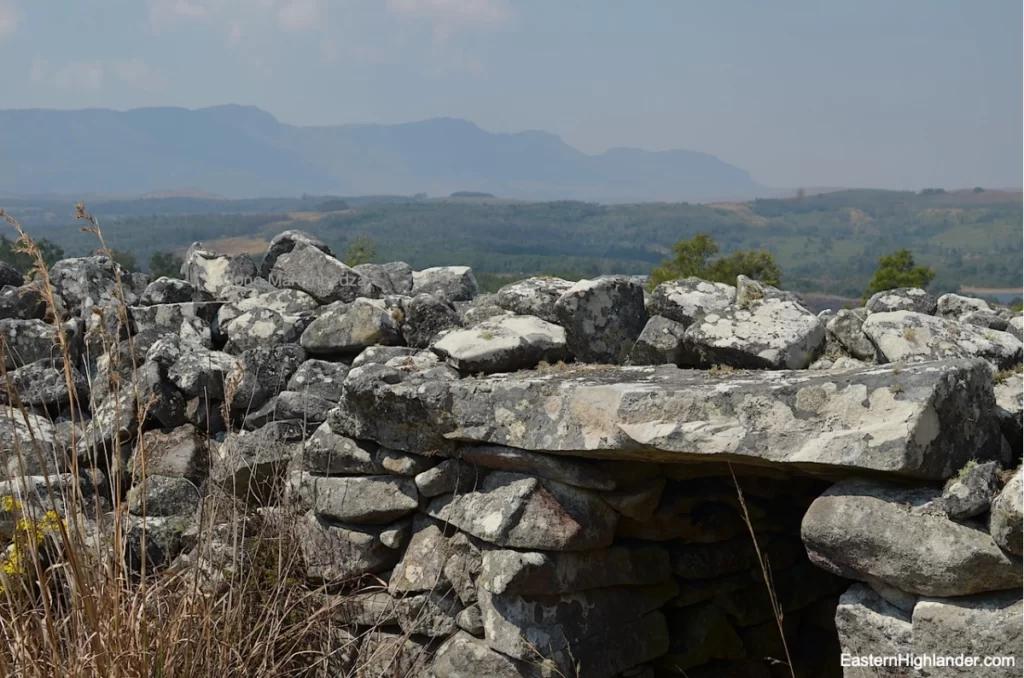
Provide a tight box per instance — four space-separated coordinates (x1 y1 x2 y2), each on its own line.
0 236 1021 677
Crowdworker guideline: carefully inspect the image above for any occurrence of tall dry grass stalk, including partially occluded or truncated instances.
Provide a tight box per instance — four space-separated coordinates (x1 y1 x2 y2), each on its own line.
0 206 369 678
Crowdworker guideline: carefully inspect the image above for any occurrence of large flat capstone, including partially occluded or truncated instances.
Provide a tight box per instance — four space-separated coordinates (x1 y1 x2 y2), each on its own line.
332 358 1002 480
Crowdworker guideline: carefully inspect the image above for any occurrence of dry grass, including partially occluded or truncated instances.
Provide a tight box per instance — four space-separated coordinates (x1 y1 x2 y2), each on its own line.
0 206 434 678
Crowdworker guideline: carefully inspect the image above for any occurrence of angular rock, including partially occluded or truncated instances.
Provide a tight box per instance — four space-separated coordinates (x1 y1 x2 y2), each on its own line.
432 315 567 373
994 371 1023 454
140 277 195 305
137 361 188 429
216 288 318 330
396 590 464 638
401 293 463 349
51 255 137 315
433 632 541 678
412 266 478 303
351 345 418 368
297 511 402 583
286 359 349 401
0 284 47 321
1 358 87 408
337 359 1002 480
443 532 483 605
382 261 414 294
390 515 451 593
222 308 308 353
135 425 209 482
459 444 614 490
130 302 220 340
682 297 825 369
259 230 332 279
426 471 617 551
127 475 202 517
185 396 226 437
932 460 1000 520
313 475 418 524
0 262 22 288
554 276 648 363
0 319 62 369
211 421 305 503
415 459 480 498
168 348 237 400
628 315 687 365
494 277 573 323
863 311 1022 369
826 308 875 361
226 344 306 412
989 470 1022 556
375 448 435 476
1008 315 1023 341
242 390 334 430
602 477 666 522
458 294 514 326
801 477 1022 597
352 262 398 295
936 292 992 320
479 584 673 678
478 545 671 596
962 310 1011 332
865 287 937 315
303 422 379 475
270 244 380 304
300 298 402 354
834 584 913 678
912 592 1022 678
181 244 257 298
648 279 735 328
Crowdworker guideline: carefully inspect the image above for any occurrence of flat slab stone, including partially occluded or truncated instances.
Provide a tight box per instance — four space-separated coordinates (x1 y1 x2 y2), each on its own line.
911 592 1022 678
334 359 1002 480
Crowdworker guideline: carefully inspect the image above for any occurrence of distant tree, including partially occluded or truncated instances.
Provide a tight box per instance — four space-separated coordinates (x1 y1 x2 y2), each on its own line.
150 251 185 278
344 236 378 267
973 187 985 193
864 249 935 298
0 235 64 275
314 199 351 212
109 249 139 273
649 233 781 289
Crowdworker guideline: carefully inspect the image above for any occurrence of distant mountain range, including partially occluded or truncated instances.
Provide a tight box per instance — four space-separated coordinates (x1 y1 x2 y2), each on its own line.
0 105 773 203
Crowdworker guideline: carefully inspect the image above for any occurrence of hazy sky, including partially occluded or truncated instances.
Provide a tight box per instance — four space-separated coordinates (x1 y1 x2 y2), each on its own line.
1 0 1020 189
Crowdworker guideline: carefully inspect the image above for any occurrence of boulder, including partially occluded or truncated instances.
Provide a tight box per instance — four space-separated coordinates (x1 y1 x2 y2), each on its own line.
335 359 1001 480
628 315 687 365
1 358 87 408
211 421 305 503
312 475 419 524
459 444 614 490
51 255 138 315
140 277 196 305
181 244 257 298
389 515 451 593
865 287 937 315
431 315 567 373
433 632 541 678
286 359 349 401
269 244 381 304
300 298 402 355
258 230 333 279
375 448 435 476
382 261 414 295
167 348 238 400
994 371 1022 454
303 421 379 475
494 277 574 323
414 459 479 498
648 279 735 328
134 426 209 482
801 477 1022 597
825 308 876 361
351 345 419 368
912 592 1022 678
216 288 318 330
0 284 47 321
961 310 1010 332
226 344 306 412
401 293 463 348
0 319 62 369
862 311 1022 369
1008 315 1023 341
0 262 22 288
242 391 334 430
426 471 618 551
681 296 824 369
127 475 202 517
936 292 992 320
931 460 1000 520
554 276 648 363
412 266 479 303
136 361 189 429
297 511 403 583
222 307 309 353
457 294 514 326
989 470 1022 556
834 584 913 678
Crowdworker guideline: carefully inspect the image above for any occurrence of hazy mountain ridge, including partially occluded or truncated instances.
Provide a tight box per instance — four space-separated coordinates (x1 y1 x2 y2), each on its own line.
0 105 768 202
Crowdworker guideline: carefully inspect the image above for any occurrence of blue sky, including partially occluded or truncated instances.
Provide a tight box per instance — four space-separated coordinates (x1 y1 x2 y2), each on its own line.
0 0 1020 189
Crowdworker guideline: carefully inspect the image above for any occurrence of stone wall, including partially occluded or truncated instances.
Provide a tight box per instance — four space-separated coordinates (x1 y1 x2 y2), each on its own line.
0 234 1020 677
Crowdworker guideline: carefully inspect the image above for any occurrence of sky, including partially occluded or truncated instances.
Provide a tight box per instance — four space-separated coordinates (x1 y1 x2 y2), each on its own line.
0 0 1020 190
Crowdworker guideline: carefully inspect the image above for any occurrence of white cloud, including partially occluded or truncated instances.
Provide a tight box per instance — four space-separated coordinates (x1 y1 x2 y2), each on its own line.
29 57 46 83
385 0 511 40
149 0 207 28
54 60 106 91
277 0 319 31
0 0 20 39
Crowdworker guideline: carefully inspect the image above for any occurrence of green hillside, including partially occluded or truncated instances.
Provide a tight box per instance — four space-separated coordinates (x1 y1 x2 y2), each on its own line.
2 188 1020 299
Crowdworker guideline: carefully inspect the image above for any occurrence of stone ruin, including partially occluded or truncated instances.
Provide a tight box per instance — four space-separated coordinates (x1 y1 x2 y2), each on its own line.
0 229 1021 677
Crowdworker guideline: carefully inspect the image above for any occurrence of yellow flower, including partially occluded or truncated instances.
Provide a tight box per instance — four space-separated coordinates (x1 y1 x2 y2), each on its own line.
1 496 21 513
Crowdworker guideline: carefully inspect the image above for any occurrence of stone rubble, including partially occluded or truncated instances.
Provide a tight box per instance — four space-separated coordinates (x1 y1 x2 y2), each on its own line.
0 230 1019 678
